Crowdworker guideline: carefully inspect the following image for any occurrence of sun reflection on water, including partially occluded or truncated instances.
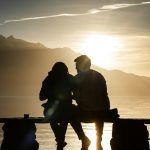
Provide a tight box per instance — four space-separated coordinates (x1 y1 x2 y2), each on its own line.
83 123 112 150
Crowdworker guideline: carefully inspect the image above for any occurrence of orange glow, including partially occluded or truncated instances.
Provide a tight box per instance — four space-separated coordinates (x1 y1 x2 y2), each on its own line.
80 34 122 69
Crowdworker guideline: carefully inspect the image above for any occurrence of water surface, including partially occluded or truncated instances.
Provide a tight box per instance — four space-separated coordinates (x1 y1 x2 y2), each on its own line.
0 96 150 149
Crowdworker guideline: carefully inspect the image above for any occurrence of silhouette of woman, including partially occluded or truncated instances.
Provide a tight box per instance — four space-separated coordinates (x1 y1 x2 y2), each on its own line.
39 62 72 149
39 62 90 150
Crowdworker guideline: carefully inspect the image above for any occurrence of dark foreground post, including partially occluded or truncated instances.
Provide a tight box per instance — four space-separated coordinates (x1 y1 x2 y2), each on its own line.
110 119 149 150
1 117 39 150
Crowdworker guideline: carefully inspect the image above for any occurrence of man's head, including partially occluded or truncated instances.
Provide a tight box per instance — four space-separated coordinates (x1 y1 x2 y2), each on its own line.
74 55 91 73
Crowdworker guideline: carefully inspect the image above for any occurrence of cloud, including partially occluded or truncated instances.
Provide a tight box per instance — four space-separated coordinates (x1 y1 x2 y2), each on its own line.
0 13 89 25
2 13 86 24
0 1 150 25
100 1 150 10
142 1 150 4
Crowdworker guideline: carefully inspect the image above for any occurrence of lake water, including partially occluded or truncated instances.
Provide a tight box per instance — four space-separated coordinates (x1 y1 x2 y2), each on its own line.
0 96 150 149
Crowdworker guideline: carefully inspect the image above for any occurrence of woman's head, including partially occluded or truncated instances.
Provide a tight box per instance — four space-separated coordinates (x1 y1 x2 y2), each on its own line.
52 62 68 74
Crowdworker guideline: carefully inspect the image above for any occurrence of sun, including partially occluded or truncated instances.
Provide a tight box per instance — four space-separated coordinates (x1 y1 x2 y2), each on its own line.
80 34 122 68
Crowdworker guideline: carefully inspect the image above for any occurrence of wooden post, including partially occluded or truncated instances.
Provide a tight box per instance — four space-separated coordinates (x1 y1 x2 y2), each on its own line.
1 115 39 150
110 119 149 150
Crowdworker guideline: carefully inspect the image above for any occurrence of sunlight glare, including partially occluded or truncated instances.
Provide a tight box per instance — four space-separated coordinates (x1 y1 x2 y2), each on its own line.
83 123 112 150
80 34 122 68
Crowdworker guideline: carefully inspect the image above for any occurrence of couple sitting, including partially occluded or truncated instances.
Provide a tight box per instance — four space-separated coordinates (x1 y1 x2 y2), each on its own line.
39 55 111 150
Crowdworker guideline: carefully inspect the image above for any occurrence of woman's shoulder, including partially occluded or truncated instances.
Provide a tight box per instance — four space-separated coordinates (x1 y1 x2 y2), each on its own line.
68 74 75 84
68 73 74 78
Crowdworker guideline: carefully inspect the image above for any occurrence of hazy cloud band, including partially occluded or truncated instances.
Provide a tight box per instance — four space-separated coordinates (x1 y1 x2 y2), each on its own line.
0 1 150 25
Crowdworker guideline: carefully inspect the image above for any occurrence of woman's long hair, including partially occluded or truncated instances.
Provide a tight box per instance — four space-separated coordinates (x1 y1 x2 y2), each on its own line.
52 62 68 75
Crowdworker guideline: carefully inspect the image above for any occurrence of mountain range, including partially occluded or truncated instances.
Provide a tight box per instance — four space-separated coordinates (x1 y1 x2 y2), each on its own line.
0 35 150 96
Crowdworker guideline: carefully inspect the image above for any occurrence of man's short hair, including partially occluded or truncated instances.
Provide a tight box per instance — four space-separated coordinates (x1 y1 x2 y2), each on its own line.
74 55 91 69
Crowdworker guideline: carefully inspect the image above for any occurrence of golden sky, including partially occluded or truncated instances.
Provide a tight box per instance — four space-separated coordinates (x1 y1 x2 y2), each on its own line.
0 0 150 76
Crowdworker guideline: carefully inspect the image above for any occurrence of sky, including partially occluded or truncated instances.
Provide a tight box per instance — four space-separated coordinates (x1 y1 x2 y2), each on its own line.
0 0 150 76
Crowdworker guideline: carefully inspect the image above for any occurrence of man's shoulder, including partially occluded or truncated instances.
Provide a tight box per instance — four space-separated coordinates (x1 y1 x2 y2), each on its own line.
89 69 106 80
90 69 103 76
74 69 103 78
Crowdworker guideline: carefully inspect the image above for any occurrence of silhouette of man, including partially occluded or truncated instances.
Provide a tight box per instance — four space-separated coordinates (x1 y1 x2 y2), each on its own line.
74 55 110 150
39 62 90 150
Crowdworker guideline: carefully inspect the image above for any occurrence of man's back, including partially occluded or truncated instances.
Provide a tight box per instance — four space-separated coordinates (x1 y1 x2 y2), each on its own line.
74 69 110 111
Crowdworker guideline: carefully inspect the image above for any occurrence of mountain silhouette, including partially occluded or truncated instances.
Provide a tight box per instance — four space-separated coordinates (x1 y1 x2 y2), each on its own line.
0 35 150 96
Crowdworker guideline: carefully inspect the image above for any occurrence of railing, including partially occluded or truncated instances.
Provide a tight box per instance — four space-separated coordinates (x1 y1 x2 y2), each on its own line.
0 116 150 124
0 115 150 150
